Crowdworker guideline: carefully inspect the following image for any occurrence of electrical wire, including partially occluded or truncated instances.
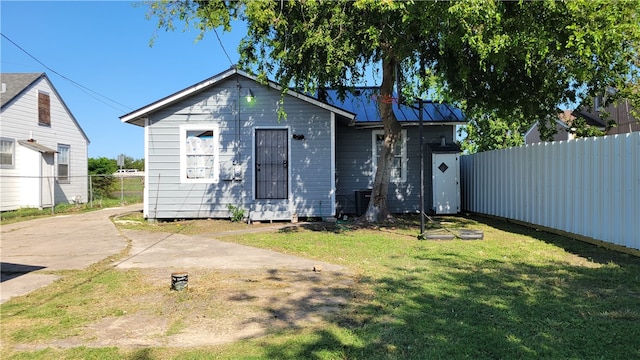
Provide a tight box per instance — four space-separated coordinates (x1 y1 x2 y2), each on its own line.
212 28 234 67
1 33 134 113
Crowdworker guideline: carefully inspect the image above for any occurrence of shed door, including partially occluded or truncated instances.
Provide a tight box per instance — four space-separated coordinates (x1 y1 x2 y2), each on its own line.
432 153 460 214
255 129 288 199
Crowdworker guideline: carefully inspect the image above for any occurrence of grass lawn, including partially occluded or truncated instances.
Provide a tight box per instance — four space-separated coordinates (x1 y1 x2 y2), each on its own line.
1 214 639 359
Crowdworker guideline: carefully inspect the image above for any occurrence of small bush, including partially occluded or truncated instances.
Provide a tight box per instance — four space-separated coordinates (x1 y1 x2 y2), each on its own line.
227 204 246 222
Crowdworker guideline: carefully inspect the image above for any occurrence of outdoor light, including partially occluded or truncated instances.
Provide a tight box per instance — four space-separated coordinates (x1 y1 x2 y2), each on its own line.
245 89 254 103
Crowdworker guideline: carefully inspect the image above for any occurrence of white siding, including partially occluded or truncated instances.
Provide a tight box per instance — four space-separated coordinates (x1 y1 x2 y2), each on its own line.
461 133 640 251
0 75 88 210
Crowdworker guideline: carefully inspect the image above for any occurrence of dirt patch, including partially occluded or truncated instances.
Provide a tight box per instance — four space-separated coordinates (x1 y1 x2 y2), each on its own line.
19 267 355 349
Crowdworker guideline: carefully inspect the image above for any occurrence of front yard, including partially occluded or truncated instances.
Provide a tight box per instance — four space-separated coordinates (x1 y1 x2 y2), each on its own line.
1 214 638 359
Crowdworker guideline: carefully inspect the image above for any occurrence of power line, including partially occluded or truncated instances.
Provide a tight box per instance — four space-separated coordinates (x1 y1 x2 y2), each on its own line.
212 28 234 67
1 33 134 113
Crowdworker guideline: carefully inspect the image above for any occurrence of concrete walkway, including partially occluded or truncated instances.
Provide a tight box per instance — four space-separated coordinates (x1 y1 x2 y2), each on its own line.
0 205 140 303
1 205 344 304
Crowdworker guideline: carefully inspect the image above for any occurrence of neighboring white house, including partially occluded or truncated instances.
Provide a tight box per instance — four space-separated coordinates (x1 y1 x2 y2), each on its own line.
1 73 89 211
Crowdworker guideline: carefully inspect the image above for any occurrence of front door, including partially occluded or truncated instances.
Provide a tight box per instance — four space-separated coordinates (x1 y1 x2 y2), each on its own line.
255 129 288 199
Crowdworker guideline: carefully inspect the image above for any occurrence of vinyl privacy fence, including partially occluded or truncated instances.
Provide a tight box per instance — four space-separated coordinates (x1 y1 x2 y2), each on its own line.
461 132 640 251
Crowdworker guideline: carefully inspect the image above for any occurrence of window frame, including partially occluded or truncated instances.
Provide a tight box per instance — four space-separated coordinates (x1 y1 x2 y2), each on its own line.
371 129 407 183
57 144 70 183
0 137 15 169
38 91 51 126
179 124 220 183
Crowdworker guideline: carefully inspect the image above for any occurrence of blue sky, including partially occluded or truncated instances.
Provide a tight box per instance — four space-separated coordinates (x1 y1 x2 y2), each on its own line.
1 1 246 160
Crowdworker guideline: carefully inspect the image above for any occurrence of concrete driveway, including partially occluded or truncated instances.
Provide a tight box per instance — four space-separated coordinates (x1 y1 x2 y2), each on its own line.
1 205 140 303
1 205 344 304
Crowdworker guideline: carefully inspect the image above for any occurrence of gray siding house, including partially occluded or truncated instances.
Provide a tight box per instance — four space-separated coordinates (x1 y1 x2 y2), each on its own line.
121 68 466 221
1 73 89 211
121 67 355 221
325 88 466 216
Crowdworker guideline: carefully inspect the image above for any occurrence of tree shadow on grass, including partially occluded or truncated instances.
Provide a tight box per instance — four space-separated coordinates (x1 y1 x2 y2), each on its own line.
259 238 640 359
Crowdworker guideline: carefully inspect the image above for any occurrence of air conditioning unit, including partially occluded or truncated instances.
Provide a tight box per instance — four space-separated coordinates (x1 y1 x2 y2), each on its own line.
355 189 372 216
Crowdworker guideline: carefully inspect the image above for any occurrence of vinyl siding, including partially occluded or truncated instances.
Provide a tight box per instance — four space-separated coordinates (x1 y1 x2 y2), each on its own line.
335 123 455 215
144 77 334 220
0 76 88 210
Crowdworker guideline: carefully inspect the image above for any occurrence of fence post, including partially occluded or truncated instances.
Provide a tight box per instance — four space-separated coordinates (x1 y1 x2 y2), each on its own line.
89 175 93 208
120 175 124 205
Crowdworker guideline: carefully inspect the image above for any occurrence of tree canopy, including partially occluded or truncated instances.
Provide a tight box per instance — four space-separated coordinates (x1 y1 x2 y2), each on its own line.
147 0 640 221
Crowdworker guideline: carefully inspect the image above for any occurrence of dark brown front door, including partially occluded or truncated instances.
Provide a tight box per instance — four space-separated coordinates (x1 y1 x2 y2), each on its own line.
255 129 288 199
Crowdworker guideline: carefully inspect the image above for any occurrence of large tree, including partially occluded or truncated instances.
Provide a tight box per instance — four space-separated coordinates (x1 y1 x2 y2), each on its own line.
146 0 639 222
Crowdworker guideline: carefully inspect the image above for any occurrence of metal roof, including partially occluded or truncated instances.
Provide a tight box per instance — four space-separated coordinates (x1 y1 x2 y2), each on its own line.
323 88 466 125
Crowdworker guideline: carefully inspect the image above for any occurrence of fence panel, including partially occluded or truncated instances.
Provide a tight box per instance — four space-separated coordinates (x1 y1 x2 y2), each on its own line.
461 133 640 251
0 174 143 214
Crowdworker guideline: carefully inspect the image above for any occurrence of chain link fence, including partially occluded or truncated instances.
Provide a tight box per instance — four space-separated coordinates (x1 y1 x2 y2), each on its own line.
0 174 144 215
89 174 144 206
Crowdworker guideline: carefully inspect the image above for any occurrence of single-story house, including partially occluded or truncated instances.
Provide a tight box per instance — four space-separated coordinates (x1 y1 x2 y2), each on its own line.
1 73 89 211
120 67 466 221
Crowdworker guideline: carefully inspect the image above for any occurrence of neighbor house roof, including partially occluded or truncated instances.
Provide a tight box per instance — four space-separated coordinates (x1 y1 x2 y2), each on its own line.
322 87 467 126
1 72 90 143
1 73 43 108
120 67 357 126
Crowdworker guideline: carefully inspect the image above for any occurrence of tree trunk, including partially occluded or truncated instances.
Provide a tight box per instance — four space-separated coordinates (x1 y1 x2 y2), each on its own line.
363 57 403 223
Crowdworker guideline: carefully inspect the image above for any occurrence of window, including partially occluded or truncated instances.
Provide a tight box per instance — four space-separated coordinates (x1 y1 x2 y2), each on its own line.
180 124 219 183
372 129 407 183
594 95 602 111
57 144 70 182
0 138 15 168
38 91 51 126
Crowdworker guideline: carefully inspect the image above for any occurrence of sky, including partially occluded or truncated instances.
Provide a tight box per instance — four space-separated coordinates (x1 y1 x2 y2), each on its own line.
1 1 247 160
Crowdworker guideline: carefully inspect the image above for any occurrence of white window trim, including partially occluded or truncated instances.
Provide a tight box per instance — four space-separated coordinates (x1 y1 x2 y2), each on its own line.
57 143 70 183
179 124 220 183
0 137 15 169
372 129 407 183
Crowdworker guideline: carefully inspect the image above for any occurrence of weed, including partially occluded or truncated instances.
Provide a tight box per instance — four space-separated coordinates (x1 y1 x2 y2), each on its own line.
227 204 246 222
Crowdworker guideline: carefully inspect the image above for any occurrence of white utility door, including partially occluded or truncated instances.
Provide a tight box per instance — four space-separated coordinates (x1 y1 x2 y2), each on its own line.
41 153 55 208
432 153 460 215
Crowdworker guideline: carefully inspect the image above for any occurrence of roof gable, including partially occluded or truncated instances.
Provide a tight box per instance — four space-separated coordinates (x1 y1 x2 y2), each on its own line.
1 72 90 143
120 67 356 126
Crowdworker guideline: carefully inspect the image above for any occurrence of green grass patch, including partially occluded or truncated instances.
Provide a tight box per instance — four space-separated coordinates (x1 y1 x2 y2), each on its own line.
2 215 639 359
0 196 141 224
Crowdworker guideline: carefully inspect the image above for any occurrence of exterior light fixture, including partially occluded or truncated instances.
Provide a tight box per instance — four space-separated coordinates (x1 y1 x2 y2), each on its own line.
245 89 254 103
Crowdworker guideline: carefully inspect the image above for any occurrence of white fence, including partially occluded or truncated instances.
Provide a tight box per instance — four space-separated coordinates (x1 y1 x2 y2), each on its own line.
461 132 640 251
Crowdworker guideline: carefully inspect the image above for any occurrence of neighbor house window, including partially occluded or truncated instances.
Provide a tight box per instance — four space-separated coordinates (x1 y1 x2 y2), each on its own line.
57 144 70 182
372 129 407 183
38 91 51 126
0 138 15 168
180 124 219 183
594 95 603 112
